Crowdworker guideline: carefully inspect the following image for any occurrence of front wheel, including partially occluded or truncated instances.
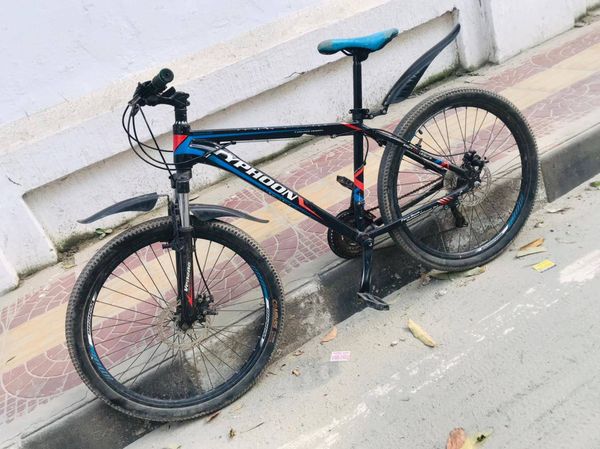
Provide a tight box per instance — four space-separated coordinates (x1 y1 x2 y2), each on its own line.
66 217 284 421
378 88 539 271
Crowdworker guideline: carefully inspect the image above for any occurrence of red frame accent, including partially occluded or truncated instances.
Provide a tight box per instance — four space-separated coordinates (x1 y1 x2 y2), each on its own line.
173 134 187 150
298 197 320 218
342 123 362 131
354 166 365 191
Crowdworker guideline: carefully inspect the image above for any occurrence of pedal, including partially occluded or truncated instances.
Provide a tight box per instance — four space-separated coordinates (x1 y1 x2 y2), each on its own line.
357 292 390 311
336 175 354 190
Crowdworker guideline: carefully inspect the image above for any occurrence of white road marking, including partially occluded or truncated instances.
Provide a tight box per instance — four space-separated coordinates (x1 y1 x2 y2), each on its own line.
560 250 600 283
278 402 370 449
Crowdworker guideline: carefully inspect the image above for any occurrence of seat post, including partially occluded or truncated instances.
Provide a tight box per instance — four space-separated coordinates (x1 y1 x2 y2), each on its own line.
351 54 366 233
352 55 363 121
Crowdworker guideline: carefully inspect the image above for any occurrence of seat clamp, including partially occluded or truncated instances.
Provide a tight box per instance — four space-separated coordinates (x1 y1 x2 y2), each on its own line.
349 108 371 119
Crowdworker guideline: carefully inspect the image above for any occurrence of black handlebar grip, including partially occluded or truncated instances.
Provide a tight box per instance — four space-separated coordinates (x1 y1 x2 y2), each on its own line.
150 68 174 93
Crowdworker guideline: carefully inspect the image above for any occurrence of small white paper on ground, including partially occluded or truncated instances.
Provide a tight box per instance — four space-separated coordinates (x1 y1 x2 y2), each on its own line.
330 351 351 362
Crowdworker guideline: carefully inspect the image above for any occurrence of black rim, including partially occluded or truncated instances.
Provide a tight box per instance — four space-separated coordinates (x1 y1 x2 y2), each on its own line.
392 102 531 259
82 227 271 408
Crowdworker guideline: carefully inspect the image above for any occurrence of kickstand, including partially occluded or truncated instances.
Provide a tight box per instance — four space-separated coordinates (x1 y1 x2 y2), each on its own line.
357 292 389 311
356 238 389 311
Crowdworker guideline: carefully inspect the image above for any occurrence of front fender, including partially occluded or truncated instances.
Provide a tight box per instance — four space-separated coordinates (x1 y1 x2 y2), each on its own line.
190 204 268 223
78 193 160 224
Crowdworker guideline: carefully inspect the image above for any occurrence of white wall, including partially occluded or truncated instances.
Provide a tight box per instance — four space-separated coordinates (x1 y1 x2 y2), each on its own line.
0 0 597 293
484 0 584 63
1 0 319 125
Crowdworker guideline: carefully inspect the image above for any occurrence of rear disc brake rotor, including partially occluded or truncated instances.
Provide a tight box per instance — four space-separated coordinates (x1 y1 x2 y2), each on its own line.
461 165 492 207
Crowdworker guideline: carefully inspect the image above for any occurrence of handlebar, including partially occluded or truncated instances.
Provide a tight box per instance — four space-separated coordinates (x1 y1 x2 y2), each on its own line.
129 68 189 112
150 68 174 95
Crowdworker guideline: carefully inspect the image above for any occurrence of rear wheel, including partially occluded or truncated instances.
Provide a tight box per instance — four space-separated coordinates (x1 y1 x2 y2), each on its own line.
378 88 538 271
66 217 284 421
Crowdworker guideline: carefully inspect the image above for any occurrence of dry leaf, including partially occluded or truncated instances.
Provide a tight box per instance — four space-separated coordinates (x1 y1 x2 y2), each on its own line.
545 206 570 214
446 428 492 449
228 428 236 439
461 431 492 449
206 411 220 423
291 368 301 376
516 246 546 258
293 349 304 356
320 326 337 344
408 319 436 347
463 266 486 277
429 270 452 280
420 272 431 286
430 266 485 280
446 428 466 449
519 238 544 250
242 422 265 433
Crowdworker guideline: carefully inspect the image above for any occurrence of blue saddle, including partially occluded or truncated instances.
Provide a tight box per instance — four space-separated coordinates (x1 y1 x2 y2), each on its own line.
318 28 399 55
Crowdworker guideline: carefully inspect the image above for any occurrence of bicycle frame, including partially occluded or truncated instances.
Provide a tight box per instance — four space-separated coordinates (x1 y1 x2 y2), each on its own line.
160 26 468 318
168 119 471 320
173 122 470 242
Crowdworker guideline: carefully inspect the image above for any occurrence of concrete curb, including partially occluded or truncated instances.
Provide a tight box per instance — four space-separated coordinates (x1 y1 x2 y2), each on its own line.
541 123 600 202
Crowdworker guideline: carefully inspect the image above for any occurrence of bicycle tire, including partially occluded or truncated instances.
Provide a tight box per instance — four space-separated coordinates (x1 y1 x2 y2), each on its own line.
66 217 284 421
377 88 538 271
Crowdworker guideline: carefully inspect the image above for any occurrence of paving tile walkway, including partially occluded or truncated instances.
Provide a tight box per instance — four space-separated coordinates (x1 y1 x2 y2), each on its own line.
2 18 600 440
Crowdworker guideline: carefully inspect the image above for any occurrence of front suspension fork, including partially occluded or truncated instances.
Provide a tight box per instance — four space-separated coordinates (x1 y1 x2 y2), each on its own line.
173 171 197 328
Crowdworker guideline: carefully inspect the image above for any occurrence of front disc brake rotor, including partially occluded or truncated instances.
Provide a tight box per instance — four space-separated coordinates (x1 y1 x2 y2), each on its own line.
157 308 212 350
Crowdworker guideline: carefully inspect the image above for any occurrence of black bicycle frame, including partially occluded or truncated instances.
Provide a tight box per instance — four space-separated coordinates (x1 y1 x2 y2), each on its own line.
168 51 470 318
173 122 469 236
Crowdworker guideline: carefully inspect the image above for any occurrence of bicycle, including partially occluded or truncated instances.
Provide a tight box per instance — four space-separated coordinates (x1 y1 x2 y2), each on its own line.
66 24 538 421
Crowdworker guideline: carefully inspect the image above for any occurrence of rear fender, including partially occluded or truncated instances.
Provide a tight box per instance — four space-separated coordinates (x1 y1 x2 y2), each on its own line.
382 24 461 108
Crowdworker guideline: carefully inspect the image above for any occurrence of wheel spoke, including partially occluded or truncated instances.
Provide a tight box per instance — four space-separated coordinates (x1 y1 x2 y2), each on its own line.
79 223 275 411
387 98 532 259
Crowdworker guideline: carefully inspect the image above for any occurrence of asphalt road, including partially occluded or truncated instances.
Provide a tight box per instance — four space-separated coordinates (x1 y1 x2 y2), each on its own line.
126 179 600 449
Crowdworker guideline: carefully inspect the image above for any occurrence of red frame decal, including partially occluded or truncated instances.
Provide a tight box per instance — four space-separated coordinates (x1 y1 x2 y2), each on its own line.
342 123 362 131
354 166 365 191
173 134 187 150
298 197 320 218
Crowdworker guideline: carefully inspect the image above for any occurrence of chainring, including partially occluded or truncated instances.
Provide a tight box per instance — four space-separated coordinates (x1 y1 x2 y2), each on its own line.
327 209 370 259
